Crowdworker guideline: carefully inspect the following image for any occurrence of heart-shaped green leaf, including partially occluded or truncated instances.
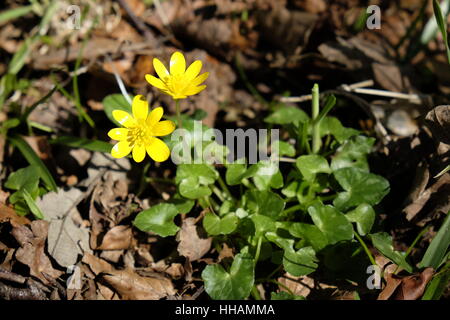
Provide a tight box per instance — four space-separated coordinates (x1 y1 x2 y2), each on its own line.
346 203 375 236
370 232 413 273
202 253 255 300
296 155 331 181
333 167 390 211
176 164 218 199
203 211 238 235
289 222 329 252
331 136 375 171
244 190 285 219
308 203 354 244
264 105 309 125
133 203 179 237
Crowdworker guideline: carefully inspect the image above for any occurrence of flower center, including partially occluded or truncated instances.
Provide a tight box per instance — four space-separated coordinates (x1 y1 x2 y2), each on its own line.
164 74 188 96
127 119 153 147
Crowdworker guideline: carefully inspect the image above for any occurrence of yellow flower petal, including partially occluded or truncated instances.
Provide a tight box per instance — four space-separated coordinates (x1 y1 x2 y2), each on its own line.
146 138 170 162
111 141 132 158
132 144 146 163
170 52 186 75
153 58 170 80
152 120 176 136
132 95 149 120
185 60 202 81
145 74 168 90
147 107 164 126
112 110 137 128
108 128 129 141
191 72 209 87
184 85 206 96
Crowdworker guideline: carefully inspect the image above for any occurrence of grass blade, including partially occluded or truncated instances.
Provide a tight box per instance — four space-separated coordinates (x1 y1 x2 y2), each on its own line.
0 5 34 24
22 189 44 219
433 0 450 64
50 136 112 153
8 135 58 192
418 212 450 269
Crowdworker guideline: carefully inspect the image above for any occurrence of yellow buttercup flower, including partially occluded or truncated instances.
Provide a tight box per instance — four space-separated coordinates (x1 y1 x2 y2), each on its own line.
108 95 175 163
145 51 209 99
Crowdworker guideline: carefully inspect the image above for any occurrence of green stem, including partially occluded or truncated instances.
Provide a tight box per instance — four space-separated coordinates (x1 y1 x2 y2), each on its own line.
311 84 321 154
282 204 303 216
254 236 263 263
211 185 225 202
217 175 233 200
251 285 262 300
354 231 377 267
394 225 431 275
175 99 182 129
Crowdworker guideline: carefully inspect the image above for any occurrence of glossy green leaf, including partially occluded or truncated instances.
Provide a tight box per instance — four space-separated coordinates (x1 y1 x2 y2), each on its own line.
133 203 179 237
264 105 309 125
370 232 413 273
289 222 329 252
333 167 390 211
176 164 218 199
277 141 296 157
244 190 285 219
250 160 283 190
331 136 375 171
271 291 305 300
5 165 40 192
307 203 354 244
102 94 133 126
203 211 238 235
202 253 255 300
296 155 331 181
283 246 318 276
422 267 450 300
346 203 375 236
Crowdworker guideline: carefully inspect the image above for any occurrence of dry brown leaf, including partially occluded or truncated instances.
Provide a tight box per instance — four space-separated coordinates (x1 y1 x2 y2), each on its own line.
277 273 314 298
82 253 175 300
425 105 450 146
177 218 211 261
11 221 63 283
378 268 434 300
98 226 132 250
0 204 30 226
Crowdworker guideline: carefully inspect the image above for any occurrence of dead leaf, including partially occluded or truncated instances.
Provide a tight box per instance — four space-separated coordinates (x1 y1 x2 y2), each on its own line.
278 273 314 298
97 226 132 250
425 105 450 146
177 218 211 261
37 188 91 267
378 268 434 300
11 221 63 283
82 253 175 299
0 204 30 226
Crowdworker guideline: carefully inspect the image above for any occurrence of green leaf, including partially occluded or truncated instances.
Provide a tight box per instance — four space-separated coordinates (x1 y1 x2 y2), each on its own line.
244 190 285 219
289 223 329 252
283 246 318 276
422 267 450 300
175 164 218 199
102 94 133 126
169 195 195 214
307 203 354 244
133 203 179 237
296 155 331 181
22 189 44 219
250 160 284 190
333 167 390 211
418 212 450 269
251 215 277 239
277 141 296 157
346 204 376 236
5 165 40 192
50 136 112 153
203 211 238 235
225 162 248 185
202 253 255 300
8 135 57 192
264 106 309 125
370 232 413 273
320 117 359 143
331 136 375 171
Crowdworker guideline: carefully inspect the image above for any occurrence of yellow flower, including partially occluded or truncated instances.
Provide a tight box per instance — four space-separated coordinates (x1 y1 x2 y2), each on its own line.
145 51 209 99
108 95 175 163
